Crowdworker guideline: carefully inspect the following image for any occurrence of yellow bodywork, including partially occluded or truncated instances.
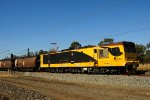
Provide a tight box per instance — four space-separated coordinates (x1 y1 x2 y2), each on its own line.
40 48 96 68
40 44 138 68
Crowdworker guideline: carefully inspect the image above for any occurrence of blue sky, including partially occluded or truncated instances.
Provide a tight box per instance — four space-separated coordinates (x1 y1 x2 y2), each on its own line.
0 0 150 58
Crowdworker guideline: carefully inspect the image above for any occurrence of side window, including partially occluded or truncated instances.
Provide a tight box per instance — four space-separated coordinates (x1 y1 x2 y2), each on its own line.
99 48 108 58
43 55 48 64
99 50 104 57
70 52 74 63
94 49 97 53
48 54 50 63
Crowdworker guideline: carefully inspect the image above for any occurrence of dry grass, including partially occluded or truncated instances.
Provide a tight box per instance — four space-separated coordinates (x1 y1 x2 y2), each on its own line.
0 74 11 77
137 64 150 71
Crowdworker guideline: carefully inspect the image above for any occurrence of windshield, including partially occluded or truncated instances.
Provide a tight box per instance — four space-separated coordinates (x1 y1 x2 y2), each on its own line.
108 47 122 56
123 42 136 53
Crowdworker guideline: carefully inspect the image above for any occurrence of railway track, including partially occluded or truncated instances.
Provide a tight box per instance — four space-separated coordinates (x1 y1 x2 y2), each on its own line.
122 74 150 77
1 70 150 76
137 71 150 77
0 71 150 100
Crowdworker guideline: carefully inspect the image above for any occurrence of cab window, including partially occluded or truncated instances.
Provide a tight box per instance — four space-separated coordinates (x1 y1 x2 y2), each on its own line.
99 48 108 58
108 47 122 56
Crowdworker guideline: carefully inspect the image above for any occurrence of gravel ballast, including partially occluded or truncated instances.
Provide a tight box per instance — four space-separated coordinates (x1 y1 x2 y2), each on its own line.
26 72 150 88
0 80 52 100
0 71 150 100
0 71 150 89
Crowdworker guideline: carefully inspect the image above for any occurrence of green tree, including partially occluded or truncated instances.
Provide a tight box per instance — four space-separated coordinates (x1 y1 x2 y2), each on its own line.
98 38 114 46
69 41 81 49
146 42 150 49
135 44 146 55
144 42 150 63
135 44 146 64
39 50 44 54
145 50 150 57
144 50 150 63
39 50 48 54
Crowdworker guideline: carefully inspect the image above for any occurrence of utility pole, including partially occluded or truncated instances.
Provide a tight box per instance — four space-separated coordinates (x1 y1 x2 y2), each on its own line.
27 48 30 56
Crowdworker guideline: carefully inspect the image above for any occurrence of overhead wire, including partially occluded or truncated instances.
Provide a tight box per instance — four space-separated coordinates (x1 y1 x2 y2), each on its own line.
39 0 129 35
2 1 124 45
79 25 150 44
56 23 150 49
72 18 150 40
2 0 150 57
4 0 128 54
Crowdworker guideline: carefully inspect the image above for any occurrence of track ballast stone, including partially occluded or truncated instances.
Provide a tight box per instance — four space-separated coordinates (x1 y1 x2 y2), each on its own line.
0 71 150 100
26 72 150 88
0 80 52 100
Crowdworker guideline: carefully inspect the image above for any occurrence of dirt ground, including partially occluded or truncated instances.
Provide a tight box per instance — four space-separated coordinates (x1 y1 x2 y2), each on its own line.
0 73 150 100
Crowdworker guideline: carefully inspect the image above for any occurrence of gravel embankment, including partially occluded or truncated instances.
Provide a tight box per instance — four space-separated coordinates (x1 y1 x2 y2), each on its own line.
1 71 150 89
145 71 150 75
0 80 52 100
0 71 150 100
25 72 150 88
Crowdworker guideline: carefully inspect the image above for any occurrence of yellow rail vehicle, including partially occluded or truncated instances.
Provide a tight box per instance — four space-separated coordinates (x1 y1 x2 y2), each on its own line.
40 41 138 74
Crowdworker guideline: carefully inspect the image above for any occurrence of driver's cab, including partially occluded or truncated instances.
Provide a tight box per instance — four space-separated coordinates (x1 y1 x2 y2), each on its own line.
96 44 125 67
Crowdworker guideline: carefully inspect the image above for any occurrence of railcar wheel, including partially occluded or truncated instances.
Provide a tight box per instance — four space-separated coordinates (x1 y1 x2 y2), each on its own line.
87 68 90 74
132 65 137 74
126 66 131 75
126 65 137 75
